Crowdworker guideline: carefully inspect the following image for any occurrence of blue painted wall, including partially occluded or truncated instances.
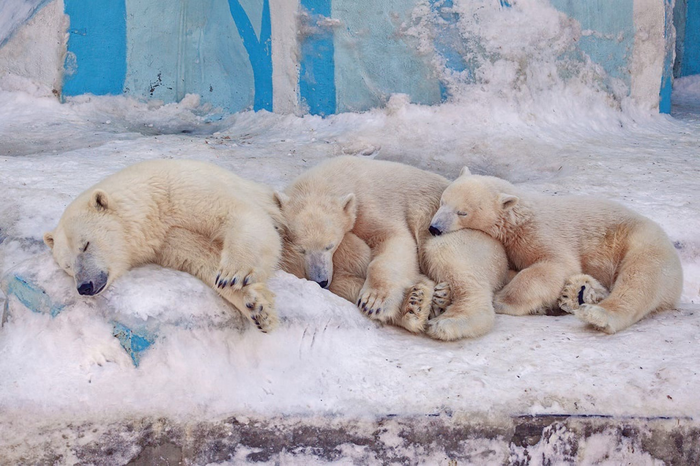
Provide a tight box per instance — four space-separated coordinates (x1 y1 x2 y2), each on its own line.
53 0 677 113
682 0 700 76
63 0 127 96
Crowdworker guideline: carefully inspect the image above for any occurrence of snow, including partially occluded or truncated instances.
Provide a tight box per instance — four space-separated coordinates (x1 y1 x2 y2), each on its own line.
1 82 699 440
0 3 699 459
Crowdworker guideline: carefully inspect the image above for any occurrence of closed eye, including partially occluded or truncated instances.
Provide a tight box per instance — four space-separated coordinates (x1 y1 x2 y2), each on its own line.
83 242 90 252
457 211 468 217
325 244 334 251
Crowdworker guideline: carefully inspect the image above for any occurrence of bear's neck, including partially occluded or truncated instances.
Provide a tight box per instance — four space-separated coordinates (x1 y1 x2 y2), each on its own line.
491 201 533 245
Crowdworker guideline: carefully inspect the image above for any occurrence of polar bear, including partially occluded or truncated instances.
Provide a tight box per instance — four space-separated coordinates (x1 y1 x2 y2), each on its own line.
44 159 283 332
276 156 510 340
430 168 683 333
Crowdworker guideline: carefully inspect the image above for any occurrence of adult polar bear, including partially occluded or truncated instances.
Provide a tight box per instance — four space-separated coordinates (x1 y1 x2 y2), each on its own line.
276 156 510 340
430 168 683 333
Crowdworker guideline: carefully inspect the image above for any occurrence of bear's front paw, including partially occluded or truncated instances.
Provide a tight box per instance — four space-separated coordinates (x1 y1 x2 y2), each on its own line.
243 283 278 333
558 274 609 314
574 304 616 334
215 260 261 292
430 282 451 319
399 283 432 333
358 286 400 322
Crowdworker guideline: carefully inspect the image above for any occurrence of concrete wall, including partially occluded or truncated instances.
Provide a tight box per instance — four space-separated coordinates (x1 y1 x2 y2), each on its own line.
0 0 681 113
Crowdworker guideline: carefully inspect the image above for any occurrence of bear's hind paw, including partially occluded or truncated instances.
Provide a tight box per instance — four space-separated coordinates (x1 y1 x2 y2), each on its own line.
558 274 609 314
574 304 616 334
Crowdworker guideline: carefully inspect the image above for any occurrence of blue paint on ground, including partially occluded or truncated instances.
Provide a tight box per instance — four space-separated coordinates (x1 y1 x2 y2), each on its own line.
63 0 127 96
299 0 336 116
227 0 273 111
681 0 700 76
4 275 64 317
111 321 156 367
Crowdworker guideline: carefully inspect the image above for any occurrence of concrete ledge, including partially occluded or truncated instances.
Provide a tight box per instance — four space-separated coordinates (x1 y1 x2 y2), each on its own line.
1 414 697 464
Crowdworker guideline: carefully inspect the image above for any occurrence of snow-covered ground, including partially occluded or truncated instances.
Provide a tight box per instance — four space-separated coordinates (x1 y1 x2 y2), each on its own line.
1 77 699 463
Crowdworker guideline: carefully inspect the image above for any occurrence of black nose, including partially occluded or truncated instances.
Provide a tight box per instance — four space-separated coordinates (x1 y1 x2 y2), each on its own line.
429 226 442 236
317 280 329 289
77 281 94 296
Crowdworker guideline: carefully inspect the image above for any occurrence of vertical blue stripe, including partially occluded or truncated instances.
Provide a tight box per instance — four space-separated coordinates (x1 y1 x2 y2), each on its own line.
299 0 336 116
681 0 700 77
660 0 674 114
429 0 470 102
227 0 273 111
62 0 127 96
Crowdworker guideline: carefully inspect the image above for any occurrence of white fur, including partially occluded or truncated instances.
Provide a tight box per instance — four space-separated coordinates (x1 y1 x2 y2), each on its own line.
280 156 509 339
436 173 684 333
44 159 284 332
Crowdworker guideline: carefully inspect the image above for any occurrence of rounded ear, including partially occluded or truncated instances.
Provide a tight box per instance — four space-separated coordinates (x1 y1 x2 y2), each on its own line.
43 231 55 249
90 189 111 212
273 191 290 210
459 166 472 177
499 193 519 210
341 193 357 226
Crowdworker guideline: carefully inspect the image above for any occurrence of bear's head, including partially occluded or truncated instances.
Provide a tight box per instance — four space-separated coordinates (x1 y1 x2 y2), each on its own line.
275 190 357 289
44 189 130 296
429 167 518 237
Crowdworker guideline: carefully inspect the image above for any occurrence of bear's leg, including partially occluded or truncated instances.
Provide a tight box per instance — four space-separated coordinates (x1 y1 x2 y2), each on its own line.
574 245 682 333
157 227 278 332
420 230 509 340
494 260 578 316
327 232 372 302
558 274 609 313
215 210 281 291
358 232 421 323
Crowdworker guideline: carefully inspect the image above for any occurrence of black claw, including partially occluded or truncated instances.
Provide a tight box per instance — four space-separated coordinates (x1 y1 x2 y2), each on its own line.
215 273 221 284
243 276 251 286
577 286 586 305
246 302 254 309
376 308 381 314
232 277 238 285
357 298 361 306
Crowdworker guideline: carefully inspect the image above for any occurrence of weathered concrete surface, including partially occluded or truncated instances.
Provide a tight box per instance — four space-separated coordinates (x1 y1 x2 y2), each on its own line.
1 414 698 464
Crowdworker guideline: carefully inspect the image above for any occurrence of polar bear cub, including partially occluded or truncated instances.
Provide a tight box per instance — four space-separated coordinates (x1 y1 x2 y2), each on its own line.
44 159 283 332
277 156 510 339
430 167 683 333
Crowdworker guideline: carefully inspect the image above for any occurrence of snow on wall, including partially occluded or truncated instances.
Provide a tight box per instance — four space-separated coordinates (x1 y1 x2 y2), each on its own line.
0 0 678 114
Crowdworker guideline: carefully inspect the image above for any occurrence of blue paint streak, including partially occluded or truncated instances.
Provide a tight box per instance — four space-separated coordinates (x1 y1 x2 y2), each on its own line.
660 0 674 114
429 0 470 102
499 0 511 7
5 275 64 317
681 0 700 76
299 0 336 116
62 0 127 96
227 0 273 111
111 321 156 367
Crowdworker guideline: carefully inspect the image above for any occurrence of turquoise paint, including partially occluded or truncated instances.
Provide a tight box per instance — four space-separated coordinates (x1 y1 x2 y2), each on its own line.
430 0 467 102
299 0 336 115
124 0 256 112
3 275 64 317
63 0 127 96
681 0 700 76
111 321 156 367
660 0 674 113
333 0 441 112
550 0 634 89
227 0 273 111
